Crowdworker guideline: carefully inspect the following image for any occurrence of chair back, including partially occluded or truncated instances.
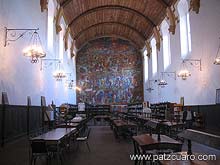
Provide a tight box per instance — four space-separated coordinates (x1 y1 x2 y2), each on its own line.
145 142 182 154
86 128 91 139
133 140 141 155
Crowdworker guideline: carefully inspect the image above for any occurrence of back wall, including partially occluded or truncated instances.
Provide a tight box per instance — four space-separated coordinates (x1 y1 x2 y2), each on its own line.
76 37 143 105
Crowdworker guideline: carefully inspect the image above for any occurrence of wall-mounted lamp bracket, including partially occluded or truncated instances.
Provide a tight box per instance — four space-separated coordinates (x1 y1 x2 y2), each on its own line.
146 80 157 92
40 59 61 71
161 71 177 80
4 27 39 47
183 59 202 71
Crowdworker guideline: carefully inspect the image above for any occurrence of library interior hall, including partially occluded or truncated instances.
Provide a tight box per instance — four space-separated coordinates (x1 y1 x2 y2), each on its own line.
1 0 220 165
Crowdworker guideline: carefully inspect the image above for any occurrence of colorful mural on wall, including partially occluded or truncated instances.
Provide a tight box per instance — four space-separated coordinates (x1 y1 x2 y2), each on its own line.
76 37 143 105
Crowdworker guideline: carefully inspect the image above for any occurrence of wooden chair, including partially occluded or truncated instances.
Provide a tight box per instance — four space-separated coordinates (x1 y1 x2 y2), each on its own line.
132 139 154 165
76 128 91 152
30 139 50 165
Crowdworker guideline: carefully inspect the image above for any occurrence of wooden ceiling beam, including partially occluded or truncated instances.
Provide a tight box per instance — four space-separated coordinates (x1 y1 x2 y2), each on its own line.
156 0 169 8
74 21 147 41
68 5 156 28
60 0 73 8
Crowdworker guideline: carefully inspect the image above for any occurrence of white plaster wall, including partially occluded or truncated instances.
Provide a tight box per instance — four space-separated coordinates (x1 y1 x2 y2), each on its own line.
0 0 76 106
145 0 220 105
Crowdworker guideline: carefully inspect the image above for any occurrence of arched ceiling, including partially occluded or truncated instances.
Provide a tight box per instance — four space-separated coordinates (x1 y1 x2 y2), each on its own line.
57 0 177 50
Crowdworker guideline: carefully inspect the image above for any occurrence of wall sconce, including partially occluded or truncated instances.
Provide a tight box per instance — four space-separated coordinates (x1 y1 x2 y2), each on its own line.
214 38 220 65
64 73 74 89
4 27 46 63
65 80 74 89
158 72 176 87
146 80 157 92
177 59 202 80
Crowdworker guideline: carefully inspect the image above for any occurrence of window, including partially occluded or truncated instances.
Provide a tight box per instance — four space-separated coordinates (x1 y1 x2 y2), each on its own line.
67 36 72 59
47 0 55 52
178 0 192 59
59 23 65 61
151 38 157 76
161 20 171 70
143 50 149 82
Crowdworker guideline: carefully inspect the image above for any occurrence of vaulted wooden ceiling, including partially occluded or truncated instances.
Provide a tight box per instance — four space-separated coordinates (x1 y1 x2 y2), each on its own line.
57 0 177 50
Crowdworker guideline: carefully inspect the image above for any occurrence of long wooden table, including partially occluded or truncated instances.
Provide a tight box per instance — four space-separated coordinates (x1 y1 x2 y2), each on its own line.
133 134 182 150
30 128 77 164
31 128 76 141
57 123 80 128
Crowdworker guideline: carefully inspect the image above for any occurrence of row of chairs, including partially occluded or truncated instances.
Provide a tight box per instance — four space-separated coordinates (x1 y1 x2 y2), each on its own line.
29 127 91 165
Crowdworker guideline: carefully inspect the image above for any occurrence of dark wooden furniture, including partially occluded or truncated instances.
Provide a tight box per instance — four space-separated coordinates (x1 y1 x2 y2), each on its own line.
30 139 50 165
160 129 220 165
178 129 220 154
133 134 182 165
160 121 184 137
112 119 137 139
133 134 182 151
144 119 166 140
30 128 77 164
127 102 143 116
76 128 91 152
57 123 79 128
150 102 175 120
88 104 110 116
94 115 110 125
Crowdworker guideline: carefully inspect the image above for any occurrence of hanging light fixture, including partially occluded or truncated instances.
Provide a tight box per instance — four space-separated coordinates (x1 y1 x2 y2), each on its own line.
177 61 191 80
53 62 66 81
177 59 201 80
4 27 46 63
158 72 168 87
214 38 220 65
23 30 46 63
158 79 168 87
158 72 176 87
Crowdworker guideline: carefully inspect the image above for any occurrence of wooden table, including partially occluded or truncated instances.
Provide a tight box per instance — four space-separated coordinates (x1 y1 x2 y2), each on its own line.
113 119 137 139
31 128 76 141
71 118 85 123
94 115 110 125
94 115 110 119
57 123 79 128
133 134 181 149
137 116 151 122
133 134 182 165
160 151 220 165
31 128 77 164
160 121 184 136
113 120 137 128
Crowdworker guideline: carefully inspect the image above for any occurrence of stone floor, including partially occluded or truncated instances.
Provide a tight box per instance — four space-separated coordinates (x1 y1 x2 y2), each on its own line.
0 126 220 165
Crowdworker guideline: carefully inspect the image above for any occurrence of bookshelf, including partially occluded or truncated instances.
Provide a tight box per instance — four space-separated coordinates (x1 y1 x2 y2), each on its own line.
127 102 143 115
150 102 175 120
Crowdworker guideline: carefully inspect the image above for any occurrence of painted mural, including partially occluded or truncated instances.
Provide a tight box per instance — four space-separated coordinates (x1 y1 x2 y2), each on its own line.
76 37 143 105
